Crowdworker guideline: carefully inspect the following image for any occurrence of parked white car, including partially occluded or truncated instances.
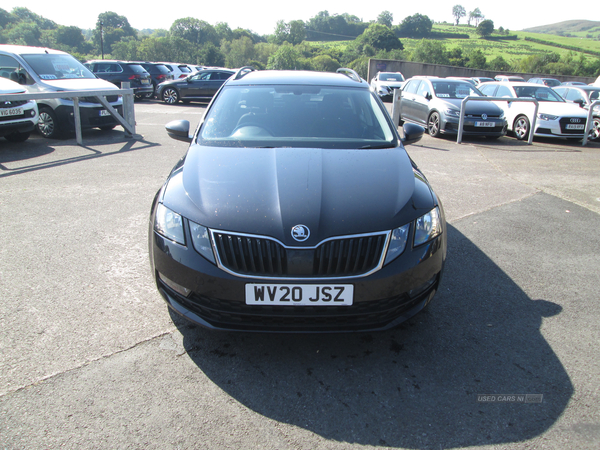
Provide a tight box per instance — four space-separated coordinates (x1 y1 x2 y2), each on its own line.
370 71 405 101
478 81 589 140
0 77 39 142
158 62 194 80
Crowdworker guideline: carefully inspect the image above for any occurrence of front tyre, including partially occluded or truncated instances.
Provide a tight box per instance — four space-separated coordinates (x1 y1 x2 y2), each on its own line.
162 88 179 104
37 107 63 139
513 115 530 141
427 112 441 138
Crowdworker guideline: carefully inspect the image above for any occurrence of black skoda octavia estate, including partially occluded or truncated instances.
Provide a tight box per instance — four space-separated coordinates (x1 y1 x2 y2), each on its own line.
149 67 447 332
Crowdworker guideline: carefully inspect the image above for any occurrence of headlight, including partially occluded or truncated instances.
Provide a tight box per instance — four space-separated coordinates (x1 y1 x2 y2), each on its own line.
499 111 505 119
446 108 461 118
538 113 559 121
384 224 410 265
414 207 443 247
154 203 185 245
190 221 216 264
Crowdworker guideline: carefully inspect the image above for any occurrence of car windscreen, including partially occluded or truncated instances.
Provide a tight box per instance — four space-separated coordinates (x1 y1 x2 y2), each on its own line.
380 73 403 81
432 82 481 99
199 85 398 149
21 54 96 80
128 64 148 74
513 86 564 102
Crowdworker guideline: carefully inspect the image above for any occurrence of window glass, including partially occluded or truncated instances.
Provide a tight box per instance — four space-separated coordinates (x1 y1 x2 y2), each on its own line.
432 81 480 99
404 80 420 94
200 86 397 149
0 54 33 85
513 86 563 102
21 53 95 80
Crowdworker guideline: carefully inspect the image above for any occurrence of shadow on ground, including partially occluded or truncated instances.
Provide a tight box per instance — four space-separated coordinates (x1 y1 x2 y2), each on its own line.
173 224 572 449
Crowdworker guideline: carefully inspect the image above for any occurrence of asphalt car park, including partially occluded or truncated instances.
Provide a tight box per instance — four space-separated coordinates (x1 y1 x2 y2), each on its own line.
1 99 600 449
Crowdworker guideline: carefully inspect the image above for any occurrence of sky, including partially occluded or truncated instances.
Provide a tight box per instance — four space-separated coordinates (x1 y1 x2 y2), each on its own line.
3 1 597 36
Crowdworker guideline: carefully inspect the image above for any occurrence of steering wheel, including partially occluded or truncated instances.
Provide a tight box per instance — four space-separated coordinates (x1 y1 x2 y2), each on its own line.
231 122 275 137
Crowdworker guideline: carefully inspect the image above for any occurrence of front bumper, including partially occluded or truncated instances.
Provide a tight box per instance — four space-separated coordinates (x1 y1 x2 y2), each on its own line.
54 103 124 130
442 117 508 137
149 221 447 333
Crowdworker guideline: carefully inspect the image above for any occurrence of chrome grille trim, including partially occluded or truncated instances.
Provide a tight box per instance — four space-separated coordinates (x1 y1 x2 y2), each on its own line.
210 229 391 280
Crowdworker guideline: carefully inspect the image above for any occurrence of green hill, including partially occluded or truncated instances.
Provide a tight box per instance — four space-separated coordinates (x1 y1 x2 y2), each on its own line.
522 20 600 38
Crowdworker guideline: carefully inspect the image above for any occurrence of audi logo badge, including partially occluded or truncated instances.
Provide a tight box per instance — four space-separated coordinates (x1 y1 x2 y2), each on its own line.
291 224 310 242
482 114 488 120
570 118 582 123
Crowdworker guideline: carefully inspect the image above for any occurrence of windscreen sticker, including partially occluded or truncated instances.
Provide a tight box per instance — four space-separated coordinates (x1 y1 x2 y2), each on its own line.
438 94 450 98
40 74 57 80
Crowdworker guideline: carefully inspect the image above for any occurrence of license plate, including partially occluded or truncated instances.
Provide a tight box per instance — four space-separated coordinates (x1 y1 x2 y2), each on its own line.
475 121 494 127
99 109 110 117
245 284 353 306
0 107 24 117
566 124 585 130
141 79 150 84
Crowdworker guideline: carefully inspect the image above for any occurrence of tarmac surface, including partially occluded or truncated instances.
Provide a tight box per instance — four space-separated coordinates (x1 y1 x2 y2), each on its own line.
1 100 599 449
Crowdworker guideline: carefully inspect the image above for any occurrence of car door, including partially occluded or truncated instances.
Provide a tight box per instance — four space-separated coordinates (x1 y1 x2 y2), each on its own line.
412 80 432 126
399 79 421 123
179 71 210 98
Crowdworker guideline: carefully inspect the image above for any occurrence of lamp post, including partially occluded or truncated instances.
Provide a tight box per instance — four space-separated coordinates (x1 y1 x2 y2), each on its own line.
100 21 104 60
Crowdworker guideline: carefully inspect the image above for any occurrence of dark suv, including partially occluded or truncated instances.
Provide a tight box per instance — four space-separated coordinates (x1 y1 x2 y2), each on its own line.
135 62 174 98
157 68 235 104
85 60 153 99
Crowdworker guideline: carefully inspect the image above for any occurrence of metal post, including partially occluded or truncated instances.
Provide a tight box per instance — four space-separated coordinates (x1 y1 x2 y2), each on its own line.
392 88 401 128
582 100 600 146
73 97 83 146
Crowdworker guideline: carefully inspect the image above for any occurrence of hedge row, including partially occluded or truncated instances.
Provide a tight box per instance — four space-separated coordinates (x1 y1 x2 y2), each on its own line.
524 36 600 57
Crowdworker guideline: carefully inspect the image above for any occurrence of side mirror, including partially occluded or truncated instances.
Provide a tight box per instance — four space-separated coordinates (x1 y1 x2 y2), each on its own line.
165 120 192 143
401 123 424 146
425 92 432 101
574 99 585 107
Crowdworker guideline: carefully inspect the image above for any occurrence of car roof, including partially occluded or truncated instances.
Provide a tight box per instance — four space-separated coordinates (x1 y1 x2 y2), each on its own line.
226 70 368 88
557 85 600 91
0 44 69 55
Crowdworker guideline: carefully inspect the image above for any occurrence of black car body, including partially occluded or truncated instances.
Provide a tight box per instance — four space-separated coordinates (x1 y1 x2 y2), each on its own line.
85 60 154 98
157 68 235 104
149 68 447 332
136 62 174 98
399 77 507 138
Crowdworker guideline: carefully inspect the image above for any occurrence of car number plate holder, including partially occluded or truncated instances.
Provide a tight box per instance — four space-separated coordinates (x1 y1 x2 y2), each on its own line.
475 121 494 127
566 124 584 130
245 284 353 306
99 109 111 117
1 107 24 117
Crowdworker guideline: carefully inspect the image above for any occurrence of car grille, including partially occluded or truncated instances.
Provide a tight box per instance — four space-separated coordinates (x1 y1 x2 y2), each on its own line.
80 96 120 104
212 231 388 278
0 100 28 108
559 117 586 134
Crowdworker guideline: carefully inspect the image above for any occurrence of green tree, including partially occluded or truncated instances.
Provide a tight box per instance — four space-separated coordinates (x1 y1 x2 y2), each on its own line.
272 20 306 45
222 36 255 67
55 26 87 53
489 56 511 71
466 49 487 68
377 11 393 28
309 54 340 72
397 14 433 38
410 39 449 65
267 43 302 70
93 12 137 55
170 18 218 46
468 8 484 26
356 23 403 52
452 5 466 26
476 20 494 37
7 22 41 46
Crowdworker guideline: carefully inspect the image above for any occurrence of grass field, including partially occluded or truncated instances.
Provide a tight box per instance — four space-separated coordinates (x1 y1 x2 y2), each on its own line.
310 24 600 68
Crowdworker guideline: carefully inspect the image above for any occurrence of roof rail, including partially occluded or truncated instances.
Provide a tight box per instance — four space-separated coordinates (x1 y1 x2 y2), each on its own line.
234 66 256 80
336 68 362 83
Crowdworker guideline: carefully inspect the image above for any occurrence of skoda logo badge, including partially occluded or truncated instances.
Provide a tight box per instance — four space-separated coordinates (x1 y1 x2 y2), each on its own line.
482 114 487 120
291 224 310 242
